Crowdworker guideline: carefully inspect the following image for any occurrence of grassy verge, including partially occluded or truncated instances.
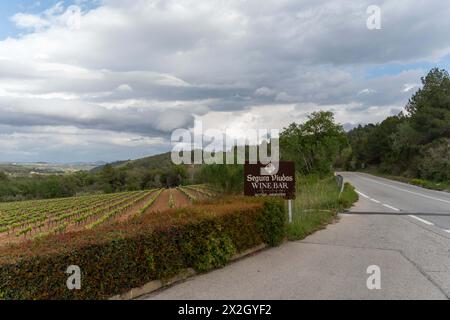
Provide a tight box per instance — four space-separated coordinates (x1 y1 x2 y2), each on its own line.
358 169 449 192
287 176 358 241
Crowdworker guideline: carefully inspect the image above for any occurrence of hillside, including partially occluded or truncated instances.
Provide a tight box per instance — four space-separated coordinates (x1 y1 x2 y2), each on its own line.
91 152 174 172
0 162 103 177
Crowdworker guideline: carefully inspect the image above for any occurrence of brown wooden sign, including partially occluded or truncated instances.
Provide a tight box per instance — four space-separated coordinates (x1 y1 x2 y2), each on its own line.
244 162 296 200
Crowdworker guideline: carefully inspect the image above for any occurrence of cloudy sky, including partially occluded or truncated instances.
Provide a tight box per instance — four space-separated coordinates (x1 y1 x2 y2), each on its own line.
0 0 449 163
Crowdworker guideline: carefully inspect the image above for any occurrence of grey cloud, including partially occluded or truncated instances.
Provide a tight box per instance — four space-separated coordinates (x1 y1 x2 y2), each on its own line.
0 96 195 135
0 0 449 162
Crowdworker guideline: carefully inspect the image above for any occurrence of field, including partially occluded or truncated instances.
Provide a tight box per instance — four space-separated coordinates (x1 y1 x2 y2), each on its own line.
0 184 217 246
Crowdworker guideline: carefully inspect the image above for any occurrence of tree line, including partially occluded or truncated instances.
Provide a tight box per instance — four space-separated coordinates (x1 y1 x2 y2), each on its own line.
0 162 188 202
341 68 449 183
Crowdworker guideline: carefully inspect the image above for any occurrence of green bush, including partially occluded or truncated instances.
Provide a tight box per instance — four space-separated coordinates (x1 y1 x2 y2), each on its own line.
339 183 359 209
198 164 244 194
183 232 236 272
0 197 285 300
410 178 448 192
257 198 286 247
411 179 426 187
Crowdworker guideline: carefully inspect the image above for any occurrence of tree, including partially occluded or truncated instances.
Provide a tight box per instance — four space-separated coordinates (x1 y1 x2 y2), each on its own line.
406 68 450 144
417 138 449 182
161 165 188 188
280 111 347 176
98 164 124 193
198 164 244 194
345 68 450 182
0 171 8 181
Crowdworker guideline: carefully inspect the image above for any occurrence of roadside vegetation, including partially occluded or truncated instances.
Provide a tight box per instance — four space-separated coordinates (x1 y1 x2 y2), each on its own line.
339 68 449 191
287 176 358 241
196 110 359 240
196 111 359 242
359 170 450 192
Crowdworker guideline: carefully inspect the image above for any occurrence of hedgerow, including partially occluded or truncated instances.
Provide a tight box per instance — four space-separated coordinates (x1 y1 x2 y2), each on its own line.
0 197 285 300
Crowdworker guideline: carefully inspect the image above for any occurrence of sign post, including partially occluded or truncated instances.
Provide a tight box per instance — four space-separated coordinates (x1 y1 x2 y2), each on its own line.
288 199 293 224
244 162 296 223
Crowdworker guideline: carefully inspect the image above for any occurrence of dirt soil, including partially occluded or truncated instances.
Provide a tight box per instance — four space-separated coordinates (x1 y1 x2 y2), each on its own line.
147 189 170 213
172 189 191 208
115 190 158 223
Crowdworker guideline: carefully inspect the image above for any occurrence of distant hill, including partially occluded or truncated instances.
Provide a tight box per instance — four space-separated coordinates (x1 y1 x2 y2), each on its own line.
0 162 102 176
92 146 272 173
91 152 177 173
90 151 215 186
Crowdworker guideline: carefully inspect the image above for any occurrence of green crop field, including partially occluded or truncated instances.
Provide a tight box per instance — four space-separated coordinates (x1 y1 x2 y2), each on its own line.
0 185 218 246
0 189 160 243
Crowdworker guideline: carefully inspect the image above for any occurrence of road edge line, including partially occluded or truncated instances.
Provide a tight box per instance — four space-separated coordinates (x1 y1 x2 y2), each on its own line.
408 215 435 226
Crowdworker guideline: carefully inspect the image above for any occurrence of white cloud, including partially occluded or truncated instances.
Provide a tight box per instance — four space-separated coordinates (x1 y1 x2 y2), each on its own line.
275 92 297 103
402 83 421 93
11 13 50 31
358 88 377 95
255 87 277 97
0 0 449 161
117 84 133 92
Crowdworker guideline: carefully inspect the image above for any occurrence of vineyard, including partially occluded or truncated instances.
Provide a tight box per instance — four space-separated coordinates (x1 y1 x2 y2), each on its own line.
0 185 217 246
177 185 219 202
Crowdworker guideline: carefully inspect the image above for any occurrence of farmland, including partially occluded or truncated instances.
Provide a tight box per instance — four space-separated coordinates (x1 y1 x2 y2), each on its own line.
0 185 217 246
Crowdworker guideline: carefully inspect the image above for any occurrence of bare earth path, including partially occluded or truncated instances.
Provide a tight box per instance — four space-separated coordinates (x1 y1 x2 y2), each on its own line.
172 189 191 208
149 190 171 213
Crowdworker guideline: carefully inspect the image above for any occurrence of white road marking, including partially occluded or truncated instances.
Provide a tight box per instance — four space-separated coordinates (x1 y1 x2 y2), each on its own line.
408 215 434 226
349 174 446 230
358 175 450 205
357 173 450 196
356 190 370 199
383 204 401 212
357 189 400 211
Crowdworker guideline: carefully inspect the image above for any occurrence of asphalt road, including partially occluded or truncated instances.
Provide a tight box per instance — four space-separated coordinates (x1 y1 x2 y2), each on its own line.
340 172 450 232
144 173 450 300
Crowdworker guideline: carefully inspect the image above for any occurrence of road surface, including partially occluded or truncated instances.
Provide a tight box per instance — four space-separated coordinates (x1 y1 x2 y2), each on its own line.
144 172 450 300
342 172 450 231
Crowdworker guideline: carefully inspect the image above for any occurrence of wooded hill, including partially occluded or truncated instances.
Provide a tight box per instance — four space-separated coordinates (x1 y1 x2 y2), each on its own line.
341 68 449 185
